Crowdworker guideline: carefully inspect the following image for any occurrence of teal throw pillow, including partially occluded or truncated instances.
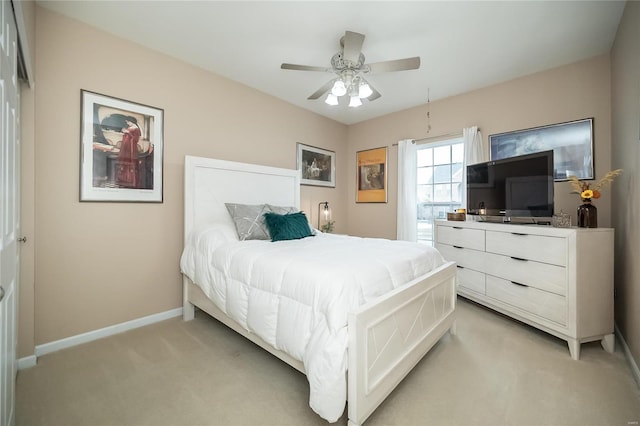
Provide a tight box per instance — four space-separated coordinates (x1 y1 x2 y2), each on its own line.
263 212 313 242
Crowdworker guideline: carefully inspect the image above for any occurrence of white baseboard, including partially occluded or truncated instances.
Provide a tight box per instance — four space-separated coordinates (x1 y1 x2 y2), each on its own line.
17 307 183 368
616 323 640 389
17 355 37 370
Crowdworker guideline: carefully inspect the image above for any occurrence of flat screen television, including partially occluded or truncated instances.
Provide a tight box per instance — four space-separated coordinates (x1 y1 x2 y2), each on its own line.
467 150 554 219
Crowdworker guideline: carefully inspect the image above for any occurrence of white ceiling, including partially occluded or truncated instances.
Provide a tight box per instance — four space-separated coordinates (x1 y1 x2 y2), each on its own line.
38 1 626 125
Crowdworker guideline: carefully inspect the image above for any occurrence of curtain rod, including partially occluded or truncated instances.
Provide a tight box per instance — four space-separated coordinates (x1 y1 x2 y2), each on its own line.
391 130 474 146
415 130 466 143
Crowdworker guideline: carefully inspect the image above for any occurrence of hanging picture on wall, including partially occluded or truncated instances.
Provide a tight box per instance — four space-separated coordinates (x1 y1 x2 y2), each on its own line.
356 146 388 203
80 90 164 202
297 143 336 187
489 118 594 181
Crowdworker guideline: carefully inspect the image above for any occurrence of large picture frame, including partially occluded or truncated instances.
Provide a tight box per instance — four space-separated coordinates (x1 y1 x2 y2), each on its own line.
297 143 336 187
80 90 164 202
490 118 594 181
356 147 387 203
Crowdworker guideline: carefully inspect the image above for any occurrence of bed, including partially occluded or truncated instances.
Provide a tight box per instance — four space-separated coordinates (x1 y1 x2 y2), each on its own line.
180 155 457 426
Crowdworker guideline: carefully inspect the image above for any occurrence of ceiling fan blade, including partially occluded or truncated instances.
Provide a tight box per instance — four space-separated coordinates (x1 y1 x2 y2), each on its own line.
342 31 365 64
367 57 421 73
307 79 336 100
281 63 330 72
360 77 381 101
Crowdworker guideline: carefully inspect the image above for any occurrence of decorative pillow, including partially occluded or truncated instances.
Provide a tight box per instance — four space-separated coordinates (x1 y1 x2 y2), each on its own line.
225 203 272 241
266 204 317 234
266 204 298 215
263 212 314 242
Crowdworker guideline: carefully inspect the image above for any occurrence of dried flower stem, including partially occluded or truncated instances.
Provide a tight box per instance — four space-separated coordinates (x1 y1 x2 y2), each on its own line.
567 169 623 196
567 175 585 194
592 169 623 191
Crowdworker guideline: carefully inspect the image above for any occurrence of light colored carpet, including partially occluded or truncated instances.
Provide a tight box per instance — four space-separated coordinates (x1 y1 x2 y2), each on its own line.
16 298 640 426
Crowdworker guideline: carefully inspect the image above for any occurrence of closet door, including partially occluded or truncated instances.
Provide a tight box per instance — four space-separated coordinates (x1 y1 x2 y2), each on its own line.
0 0 20 424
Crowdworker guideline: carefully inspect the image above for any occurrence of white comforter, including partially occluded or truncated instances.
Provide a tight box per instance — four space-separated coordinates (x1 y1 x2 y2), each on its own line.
180 227 445 422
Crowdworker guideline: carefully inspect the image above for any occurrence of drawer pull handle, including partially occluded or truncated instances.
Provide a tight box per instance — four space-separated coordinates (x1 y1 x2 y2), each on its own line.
511 281 529 287
456 265 465 269
511 232 527 236
510 256 528 262
453 226 463 230
453 245 463 249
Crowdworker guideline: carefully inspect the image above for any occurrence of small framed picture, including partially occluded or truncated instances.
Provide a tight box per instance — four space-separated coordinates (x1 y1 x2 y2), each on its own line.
297 143 336 187
80 90 164 202
356 147 387 203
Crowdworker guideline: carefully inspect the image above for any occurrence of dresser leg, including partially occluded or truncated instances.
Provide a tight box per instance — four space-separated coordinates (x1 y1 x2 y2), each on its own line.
449 320 457 336
601 333 615 353
567 339 581 360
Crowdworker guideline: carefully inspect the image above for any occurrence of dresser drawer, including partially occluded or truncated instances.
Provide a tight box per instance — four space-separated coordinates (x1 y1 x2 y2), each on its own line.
485 231 567 266
436 225 485 251
486 275 566 325
457 266 486 295
485 252 566 296
437 244 485 272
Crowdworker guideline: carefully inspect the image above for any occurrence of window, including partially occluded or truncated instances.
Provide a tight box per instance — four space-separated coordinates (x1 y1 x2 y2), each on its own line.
417 138 464 245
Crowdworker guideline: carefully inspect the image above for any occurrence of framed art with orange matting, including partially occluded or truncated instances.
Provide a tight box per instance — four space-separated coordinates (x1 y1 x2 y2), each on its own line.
356 147 387 203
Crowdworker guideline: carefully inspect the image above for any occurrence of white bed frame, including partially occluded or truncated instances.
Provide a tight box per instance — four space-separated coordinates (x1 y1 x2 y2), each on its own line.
182 155 457 426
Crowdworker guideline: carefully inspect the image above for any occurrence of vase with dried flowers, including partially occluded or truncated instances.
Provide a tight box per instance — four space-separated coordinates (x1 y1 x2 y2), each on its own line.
568 169 622 228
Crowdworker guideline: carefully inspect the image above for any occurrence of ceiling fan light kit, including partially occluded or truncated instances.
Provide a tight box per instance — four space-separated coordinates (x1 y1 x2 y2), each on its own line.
281 30 420 108
325 74 372 107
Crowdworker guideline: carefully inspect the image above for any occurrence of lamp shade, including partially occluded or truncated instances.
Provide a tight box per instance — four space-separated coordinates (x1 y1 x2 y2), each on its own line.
317 201 331 229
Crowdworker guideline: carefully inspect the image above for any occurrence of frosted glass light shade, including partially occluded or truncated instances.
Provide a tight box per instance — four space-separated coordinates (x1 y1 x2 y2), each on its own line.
331 80 347 96
325 93 339 106
359 83 373 98
349 95 362 107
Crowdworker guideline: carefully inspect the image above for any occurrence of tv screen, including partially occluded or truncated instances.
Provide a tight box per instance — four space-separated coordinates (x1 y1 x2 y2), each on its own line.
467 150 554 218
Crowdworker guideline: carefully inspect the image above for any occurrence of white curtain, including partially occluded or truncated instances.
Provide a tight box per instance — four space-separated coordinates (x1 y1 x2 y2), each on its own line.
463 127 486 211
397 139 417 241
463 126 486 165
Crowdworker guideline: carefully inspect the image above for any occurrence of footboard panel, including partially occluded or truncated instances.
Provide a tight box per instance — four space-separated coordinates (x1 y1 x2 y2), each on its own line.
347 261 456 426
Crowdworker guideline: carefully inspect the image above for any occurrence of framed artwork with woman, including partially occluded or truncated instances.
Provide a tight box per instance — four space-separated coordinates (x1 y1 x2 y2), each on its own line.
80 90 164 202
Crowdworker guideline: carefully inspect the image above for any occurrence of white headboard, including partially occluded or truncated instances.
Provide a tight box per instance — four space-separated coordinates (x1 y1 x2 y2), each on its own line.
184 156 300 242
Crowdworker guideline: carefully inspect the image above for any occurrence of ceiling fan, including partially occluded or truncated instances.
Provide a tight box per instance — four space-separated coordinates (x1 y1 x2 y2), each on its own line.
281 30 420 107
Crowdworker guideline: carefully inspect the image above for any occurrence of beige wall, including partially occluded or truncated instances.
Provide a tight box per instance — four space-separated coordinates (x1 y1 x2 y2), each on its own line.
611 2 640 372
347 54 612 239
20 7 347 355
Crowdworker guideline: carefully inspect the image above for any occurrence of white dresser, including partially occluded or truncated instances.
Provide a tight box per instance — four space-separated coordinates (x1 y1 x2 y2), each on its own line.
434 219 615 360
